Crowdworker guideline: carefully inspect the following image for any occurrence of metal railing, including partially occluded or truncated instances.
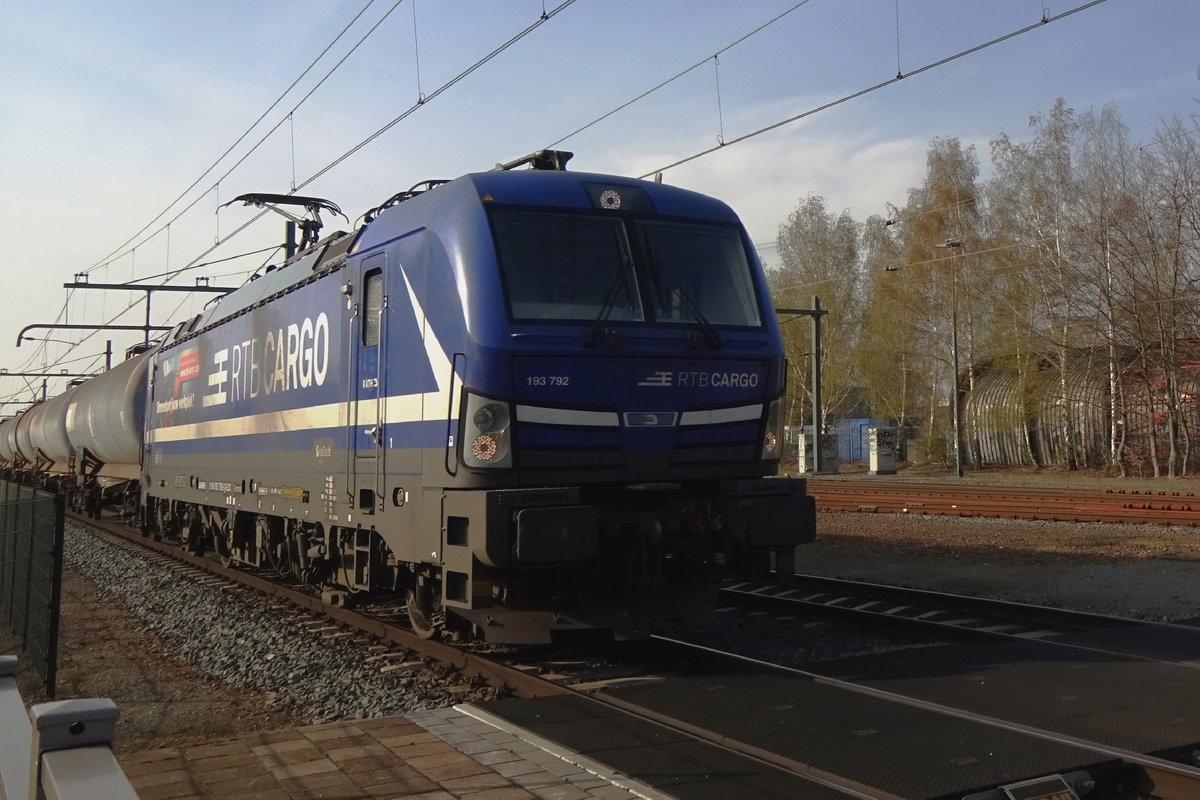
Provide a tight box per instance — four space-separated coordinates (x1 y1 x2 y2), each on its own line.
0 656 138 800
0 482 64 695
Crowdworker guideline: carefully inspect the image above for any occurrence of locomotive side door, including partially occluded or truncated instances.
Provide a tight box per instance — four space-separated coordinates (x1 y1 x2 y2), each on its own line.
352 256 386 513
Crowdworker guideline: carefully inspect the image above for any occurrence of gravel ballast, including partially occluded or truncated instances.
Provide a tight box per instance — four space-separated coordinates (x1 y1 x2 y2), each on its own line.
0 522 509 753
60 523 503 721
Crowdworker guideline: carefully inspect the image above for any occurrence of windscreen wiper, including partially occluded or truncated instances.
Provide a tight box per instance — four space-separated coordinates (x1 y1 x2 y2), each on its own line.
583 258 636 348
643 238 722 349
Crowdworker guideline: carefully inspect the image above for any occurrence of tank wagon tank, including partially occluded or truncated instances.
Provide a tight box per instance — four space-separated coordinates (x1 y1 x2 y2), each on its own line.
13 406 40 467
27 386 78 471
0 407 54 485
66 350 153 483
0 414 19 465
0 356 152 500
53 151 817 643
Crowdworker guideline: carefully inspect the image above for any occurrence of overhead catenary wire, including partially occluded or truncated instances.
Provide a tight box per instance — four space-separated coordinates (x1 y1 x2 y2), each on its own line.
1138 124 1200 152
545 0 814 150
1 293 167 404
181 0 580 279
87 0 410 281
10 242 280 394
412 0 424 103
893 0 902 79
87 0 567 286
7 2 579 398
58 0 1090 312
14 0 390 387
299 0 578 187
126 245 283 286
3 1 1149 404
82 0 385 277
637 0 1111 179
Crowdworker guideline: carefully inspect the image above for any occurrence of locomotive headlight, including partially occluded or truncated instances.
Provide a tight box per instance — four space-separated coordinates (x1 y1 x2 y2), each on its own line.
762 398 783 459
473 404 500 431
463 393 513 469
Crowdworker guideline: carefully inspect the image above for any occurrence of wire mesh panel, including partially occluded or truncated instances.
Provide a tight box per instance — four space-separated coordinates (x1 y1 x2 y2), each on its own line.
0 480 64 696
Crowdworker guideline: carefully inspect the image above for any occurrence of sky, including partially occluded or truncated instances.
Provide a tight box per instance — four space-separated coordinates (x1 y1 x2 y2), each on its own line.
2 0 1198 405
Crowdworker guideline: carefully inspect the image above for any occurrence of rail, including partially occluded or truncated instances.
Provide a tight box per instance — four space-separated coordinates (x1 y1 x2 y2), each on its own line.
77 513 573 700
806 478 1200 526
0 656 138 800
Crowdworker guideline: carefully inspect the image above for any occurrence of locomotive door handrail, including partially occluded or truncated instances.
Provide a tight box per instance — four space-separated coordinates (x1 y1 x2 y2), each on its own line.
374 279 389 510
445 353 465 476
344 282 359 505
352 256 385 513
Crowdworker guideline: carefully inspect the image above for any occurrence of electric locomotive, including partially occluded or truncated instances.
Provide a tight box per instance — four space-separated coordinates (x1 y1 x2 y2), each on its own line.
111 151 814 643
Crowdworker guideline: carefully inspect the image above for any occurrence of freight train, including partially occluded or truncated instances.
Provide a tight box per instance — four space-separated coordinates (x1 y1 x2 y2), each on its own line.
0 151 815 643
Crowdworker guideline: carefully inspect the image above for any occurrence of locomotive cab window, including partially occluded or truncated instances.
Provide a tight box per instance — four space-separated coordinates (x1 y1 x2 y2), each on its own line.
638 221 762 327
491 208 761 328
363 269 383 345
492 210 642 322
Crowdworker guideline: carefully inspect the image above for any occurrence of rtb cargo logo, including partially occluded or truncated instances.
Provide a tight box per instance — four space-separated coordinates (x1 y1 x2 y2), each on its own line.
637 370 759 388
204 312 331 407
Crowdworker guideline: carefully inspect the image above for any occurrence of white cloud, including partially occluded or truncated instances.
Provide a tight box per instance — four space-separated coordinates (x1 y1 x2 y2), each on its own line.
602 126 927 246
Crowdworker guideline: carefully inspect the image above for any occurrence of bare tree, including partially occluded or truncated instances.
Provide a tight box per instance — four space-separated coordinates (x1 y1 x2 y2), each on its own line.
857 213 922 434
1073 103 1138 472
773 95 1200 478
773 194 861 433
886 138 985 467
990 100 1089 468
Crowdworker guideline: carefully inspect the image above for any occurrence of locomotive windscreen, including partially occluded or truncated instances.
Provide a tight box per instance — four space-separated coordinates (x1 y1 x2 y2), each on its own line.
638 220 762 327
491 208 761 327
492 210 643 322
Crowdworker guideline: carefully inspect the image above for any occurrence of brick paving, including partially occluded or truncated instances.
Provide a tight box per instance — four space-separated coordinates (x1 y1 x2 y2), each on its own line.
120 705 668 800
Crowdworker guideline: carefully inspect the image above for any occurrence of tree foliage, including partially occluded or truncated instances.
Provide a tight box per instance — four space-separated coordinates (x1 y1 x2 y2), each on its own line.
771 194 860 430
772 97 1200 475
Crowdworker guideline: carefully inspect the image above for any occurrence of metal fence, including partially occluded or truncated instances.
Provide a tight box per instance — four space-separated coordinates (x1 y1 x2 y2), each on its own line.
0 480 65 696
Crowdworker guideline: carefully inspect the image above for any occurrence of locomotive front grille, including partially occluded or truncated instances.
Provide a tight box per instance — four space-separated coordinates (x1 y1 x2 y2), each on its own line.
516 419 625 477
669 442 757 465
670 419 760 469
516 415 761 481
519 447 625 469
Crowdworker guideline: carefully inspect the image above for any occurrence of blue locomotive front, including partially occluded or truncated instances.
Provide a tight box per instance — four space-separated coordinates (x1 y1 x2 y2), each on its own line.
142 151 815 643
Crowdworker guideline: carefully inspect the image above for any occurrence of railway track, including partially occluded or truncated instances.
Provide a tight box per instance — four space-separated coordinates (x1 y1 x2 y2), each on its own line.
72 512 1200 799
73 512 568 701
626 635 1200 800
722 574 1200 662
806 478 1200 526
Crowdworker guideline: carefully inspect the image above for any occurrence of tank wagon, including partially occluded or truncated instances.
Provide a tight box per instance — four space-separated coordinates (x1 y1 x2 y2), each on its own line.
0 353 152 512
26 390 76 471
0 413 23 469
10 152 817 643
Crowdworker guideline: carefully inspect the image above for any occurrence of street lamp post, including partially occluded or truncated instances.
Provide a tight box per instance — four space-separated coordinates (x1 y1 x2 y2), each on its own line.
935 238 964 478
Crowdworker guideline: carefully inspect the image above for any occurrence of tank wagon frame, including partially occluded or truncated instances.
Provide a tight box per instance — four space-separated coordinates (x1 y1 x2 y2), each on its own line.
2 151 816 643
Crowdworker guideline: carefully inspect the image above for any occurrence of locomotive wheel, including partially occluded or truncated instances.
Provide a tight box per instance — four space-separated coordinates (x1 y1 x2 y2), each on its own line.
256 516 286 576
406 581 442 640
183 511 207 556
215 522 235 568
153 503 173 542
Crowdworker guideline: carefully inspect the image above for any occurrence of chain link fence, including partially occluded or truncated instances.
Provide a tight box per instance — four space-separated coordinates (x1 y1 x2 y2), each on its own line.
0 481 65 696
